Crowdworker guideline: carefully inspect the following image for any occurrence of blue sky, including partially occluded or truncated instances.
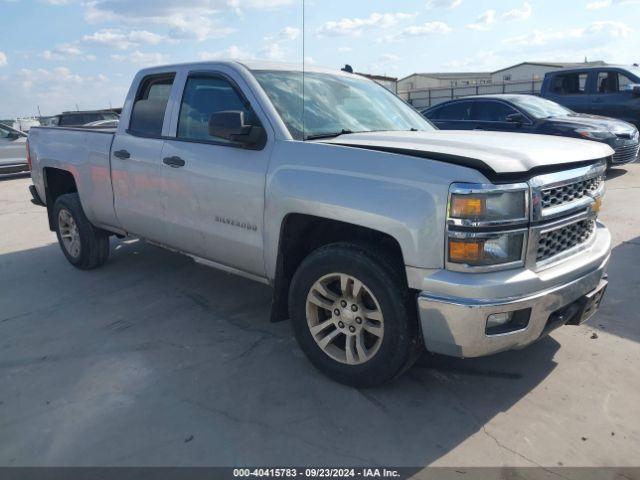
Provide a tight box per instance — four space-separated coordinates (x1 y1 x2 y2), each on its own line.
0 0 639 118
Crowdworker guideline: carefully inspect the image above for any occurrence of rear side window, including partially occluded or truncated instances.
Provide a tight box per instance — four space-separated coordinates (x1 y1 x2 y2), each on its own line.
550 72 587 95
432 101 472 120
597 71 634 93
177 75 260 143
472 100 518 122
129 74 175 137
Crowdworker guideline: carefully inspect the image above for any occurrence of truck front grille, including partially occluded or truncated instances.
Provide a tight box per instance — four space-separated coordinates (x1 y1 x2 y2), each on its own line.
540 175 603 210
612 143 639 164
537 219 595 262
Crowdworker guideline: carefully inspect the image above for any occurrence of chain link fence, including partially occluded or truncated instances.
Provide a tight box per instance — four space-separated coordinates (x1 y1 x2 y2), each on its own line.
400 79 544 109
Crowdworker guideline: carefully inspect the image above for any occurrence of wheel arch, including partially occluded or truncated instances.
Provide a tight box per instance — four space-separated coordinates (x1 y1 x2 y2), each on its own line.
43 167 78 231
269 213 408 323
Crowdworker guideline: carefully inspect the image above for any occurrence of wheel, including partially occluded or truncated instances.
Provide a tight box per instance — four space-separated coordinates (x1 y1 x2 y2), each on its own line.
289 243 421 387
53 193 110 270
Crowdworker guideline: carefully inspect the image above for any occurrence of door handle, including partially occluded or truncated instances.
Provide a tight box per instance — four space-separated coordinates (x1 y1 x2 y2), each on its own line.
113 149 131 160
163 156 186 168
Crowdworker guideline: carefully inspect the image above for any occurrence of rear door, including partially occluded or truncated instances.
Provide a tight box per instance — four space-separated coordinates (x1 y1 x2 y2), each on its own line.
158 67 273 276
426 100 474 130
592 69 637 123
111 72 176 242
543 71 590 113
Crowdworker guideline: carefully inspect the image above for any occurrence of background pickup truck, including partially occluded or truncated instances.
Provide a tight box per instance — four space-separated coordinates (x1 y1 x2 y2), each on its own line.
28 61 613 387
541 65 640 129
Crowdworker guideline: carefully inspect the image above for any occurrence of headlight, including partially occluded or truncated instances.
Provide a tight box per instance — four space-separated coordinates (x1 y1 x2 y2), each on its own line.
448 183 528 226
446 183 529 272
447 231 526 268
575 128 613 140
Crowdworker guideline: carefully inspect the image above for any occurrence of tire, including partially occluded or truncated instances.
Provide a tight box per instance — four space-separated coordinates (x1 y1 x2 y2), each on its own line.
53 193 110 270
289 242 422 387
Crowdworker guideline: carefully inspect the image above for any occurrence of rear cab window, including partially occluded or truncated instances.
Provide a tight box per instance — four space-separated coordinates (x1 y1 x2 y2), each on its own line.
129 74 176 137
550 72 588 95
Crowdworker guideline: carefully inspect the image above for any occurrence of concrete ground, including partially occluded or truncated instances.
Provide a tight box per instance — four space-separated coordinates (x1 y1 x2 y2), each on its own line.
0 164 639 468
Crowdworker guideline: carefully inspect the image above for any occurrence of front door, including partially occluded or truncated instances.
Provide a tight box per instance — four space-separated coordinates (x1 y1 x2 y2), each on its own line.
592 69 637 123
111 72 176 242
470 100 530 132
159 70 272 276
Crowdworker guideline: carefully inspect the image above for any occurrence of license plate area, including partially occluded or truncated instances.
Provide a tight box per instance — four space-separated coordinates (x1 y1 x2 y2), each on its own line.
576 280 608 325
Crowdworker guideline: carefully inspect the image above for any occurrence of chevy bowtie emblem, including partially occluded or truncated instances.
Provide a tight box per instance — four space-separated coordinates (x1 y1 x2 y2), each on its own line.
591 197 603 214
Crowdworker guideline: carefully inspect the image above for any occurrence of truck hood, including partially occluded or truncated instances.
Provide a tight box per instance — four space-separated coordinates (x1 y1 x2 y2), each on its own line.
321 130 614 175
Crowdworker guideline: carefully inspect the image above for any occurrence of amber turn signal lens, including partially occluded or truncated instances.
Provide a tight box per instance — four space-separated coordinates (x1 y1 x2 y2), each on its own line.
450 196 485 218
449 239 484 263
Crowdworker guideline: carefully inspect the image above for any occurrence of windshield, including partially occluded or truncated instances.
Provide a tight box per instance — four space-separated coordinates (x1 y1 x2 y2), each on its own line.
509 95 573 119
252 70 434 140
626 67 640 80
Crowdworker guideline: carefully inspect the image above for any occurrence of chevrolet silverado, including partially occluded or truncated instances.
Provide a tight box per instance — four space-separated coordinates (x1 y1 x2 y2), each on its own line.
27 61 612 387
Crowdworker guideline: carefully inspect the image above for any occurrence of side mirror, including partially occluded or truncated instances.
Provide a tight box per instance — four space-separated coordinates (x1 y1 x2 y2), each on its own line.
6 131 21 140
506 112 527 124
208 111 264 148
632 85 640 98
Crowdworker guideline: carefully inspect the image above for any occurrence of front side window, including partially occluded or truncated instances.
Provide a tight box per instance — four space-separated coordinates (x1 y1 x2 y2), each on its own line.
551 72 587 95
597 71 634 94
177 76 260 143
129 74 175 137
252 70 433 140
472 101 518 122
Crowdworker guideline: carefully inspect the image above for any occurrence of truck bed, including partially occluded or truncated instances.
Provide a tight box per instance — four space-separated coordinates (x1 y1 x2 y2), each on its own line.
28 126 119 231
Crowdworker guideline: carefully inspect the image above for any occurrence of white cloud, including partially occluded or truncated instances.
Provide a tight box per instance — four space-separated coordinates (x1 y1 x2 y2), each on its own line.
41 43 95 61
467 3 531 31
380 53 401 62
382 21 452 42
426 0 462 8
338 46 352 53
506 20 632 47
316 12 415 37
466 10 496 30
198 45 254 61
0 51 7 67
401 21 452 35
502 2 532 21
110 50 169 66
7 66 126 118
82 29 166 50
586 0 640 8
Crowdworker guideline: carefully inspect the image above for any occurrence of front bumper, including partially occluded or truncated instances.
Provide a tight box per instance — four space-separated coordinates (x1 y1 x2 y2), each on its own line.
414 225 611 358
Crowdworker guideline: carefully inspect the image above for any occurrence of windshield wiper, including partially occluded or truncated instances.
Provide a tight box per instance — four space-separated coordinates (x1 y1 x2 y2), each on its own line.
305 129 353 141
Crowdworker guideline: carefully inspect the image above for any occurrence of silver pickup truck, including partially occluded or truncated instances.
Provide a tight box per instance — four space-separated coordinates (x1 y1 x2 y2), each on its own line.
28 61 612 387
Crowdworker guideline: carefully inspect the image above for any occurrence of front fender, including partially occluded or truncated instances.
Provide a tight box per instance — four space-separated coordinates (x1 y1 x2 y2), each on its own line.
263 141 488 280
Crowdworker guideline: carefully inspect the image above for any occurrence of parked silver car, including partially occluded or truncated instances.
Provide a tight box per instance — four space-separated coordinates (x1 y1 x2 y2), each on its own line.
0 123 28 174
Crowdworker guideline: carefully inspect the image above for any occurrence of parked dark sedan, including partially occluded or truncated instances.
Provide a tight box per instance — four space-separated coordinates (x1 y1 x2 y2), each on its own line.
422 94 639 166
